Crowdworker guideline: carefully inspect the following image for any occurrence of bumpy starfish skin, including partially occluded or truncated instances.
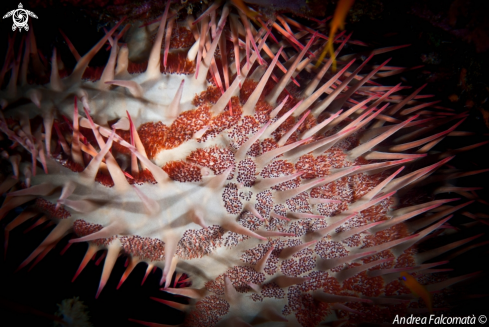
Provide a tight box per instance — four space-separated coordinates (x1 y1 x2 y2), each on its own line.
1 2 486 326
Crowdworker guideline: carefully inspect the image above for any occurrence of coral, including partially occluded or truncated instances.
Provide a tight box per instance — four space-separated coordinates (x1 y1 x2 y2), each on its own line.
0 1 488 326
54 297 93 327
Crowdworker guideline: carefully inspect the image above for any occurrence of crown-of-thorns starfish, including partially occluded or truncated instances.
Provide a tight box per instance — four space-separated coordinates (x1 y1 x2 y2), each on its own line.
0 1 487 326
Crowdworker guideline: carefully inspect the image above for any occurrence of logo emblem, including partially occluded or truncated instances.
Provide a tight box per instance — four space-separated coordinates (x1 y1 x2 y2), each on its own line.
3 3 38 32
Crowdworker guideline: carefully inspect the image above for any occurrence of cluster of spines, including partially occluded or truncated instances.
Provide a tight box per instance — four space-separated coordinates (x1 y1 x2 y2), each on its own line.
1 1 488 326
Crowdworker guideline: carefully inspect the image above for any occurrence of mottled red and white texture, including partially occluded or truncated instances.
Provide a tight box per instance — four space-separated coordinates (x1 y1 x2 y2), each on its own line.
0 3 478 327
